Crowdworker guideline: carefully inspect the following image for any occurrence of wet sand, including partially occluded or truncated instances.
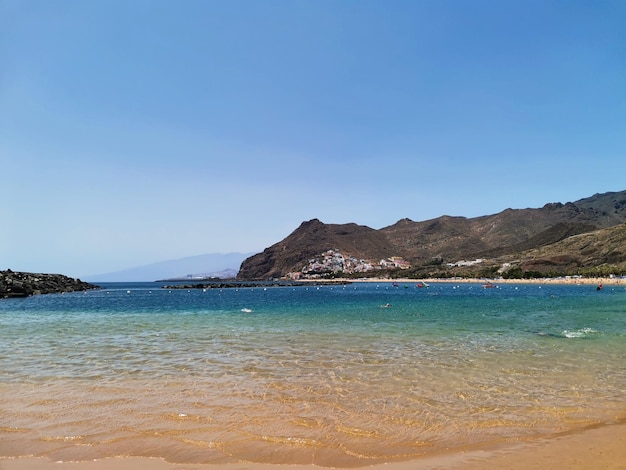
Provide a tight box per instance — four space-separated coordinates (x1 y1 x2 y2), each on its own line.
2 420 625 470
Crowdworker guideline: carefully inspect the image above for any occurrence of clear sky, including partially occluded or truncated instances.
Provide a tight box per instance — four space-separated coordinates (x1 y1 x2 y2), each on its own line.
2 0 625 278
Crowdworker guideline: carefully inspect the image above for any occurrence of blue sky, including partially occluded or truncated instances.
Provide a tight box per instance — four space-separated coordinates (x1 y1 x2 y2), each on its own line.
2 0 625 278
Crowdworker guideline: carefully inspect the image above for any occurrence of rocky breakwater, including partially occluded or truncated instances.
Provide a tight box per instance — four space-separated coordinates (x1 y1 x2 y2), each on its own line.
161 280 351 290
0 269 99 298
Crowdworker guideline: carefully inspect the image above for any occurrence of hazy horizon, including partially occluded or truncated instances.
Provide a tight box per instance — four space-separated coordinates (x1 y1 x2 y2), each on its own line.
79 251 253 282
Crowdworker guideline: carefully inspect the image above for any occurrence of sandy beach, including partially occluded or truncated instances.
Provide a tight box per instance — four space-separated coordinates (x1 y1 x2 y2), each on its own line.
2 419 626 470
353 276 625 287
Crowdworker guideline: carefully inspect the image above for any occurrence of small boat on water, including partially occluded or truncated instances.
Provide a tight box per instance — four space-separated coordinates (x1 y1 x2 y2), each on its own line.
482 282 496 289
416 282 429 288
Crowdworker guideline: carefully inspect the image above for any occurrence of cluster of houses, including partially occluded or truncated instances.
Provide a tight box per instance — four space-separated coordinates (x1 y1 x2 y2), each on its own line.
288 250 411 279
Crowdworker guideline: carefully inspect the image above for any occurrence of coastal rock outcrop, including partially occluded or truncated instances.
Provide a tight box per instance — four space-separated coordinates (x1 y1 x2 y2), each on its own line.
0 269 99 298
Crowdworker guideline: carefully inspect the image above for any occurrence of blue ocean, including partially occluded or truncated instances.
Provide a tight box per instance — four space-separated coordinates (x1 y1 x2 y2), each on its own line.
1 281 625 466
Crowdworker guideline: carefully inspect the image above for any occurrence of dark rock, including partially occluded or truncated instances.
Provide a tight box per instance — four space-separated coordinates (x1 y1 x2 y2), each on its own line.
0 270 99 299
162 280 350 290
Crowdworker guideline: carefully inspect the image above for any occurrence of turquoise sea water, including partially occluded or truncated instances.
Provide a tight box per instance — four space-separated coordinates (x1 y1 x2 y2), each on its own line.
1 281 625 466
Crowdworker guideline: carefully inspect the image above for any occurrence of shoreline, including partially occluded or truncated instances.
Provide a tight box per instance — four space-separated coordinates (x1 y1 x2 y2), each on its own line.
3 419 626 469
346 276 624 286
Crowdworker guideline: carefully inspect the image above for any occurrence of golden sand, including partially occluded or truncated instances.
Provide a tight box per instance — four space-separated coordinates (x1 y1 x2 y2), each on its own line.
355 276 624 286
2 420 626 470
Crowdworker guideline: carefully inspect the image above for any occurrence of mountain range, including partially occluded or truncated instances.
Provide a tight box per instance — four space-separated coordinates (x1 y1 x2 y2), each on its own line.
85 252 253 282
238 190 626 279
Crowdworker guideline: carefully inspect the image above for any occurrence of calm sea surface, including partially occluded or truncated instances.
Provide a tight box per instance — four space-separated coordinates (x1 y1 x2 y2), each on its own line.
1 282 625 466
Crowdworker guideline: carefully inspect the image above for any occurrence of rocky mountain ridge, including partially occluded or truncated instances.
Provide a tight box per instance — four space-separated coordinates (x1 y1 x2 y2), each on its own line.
238 190 626 279
495 222 626 278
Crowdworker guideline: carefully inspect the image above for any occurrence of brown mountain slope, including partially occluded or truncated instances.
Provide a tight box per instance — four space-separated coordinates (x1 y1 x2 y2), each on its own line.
238 190 626 279
379 203 604 264
239 219 394 280
508 222 626 276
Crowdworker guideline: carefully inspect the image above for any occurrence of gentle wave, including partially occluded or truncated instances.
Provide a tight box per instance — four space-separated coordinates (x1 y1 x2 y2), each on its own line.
562 327 599 338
